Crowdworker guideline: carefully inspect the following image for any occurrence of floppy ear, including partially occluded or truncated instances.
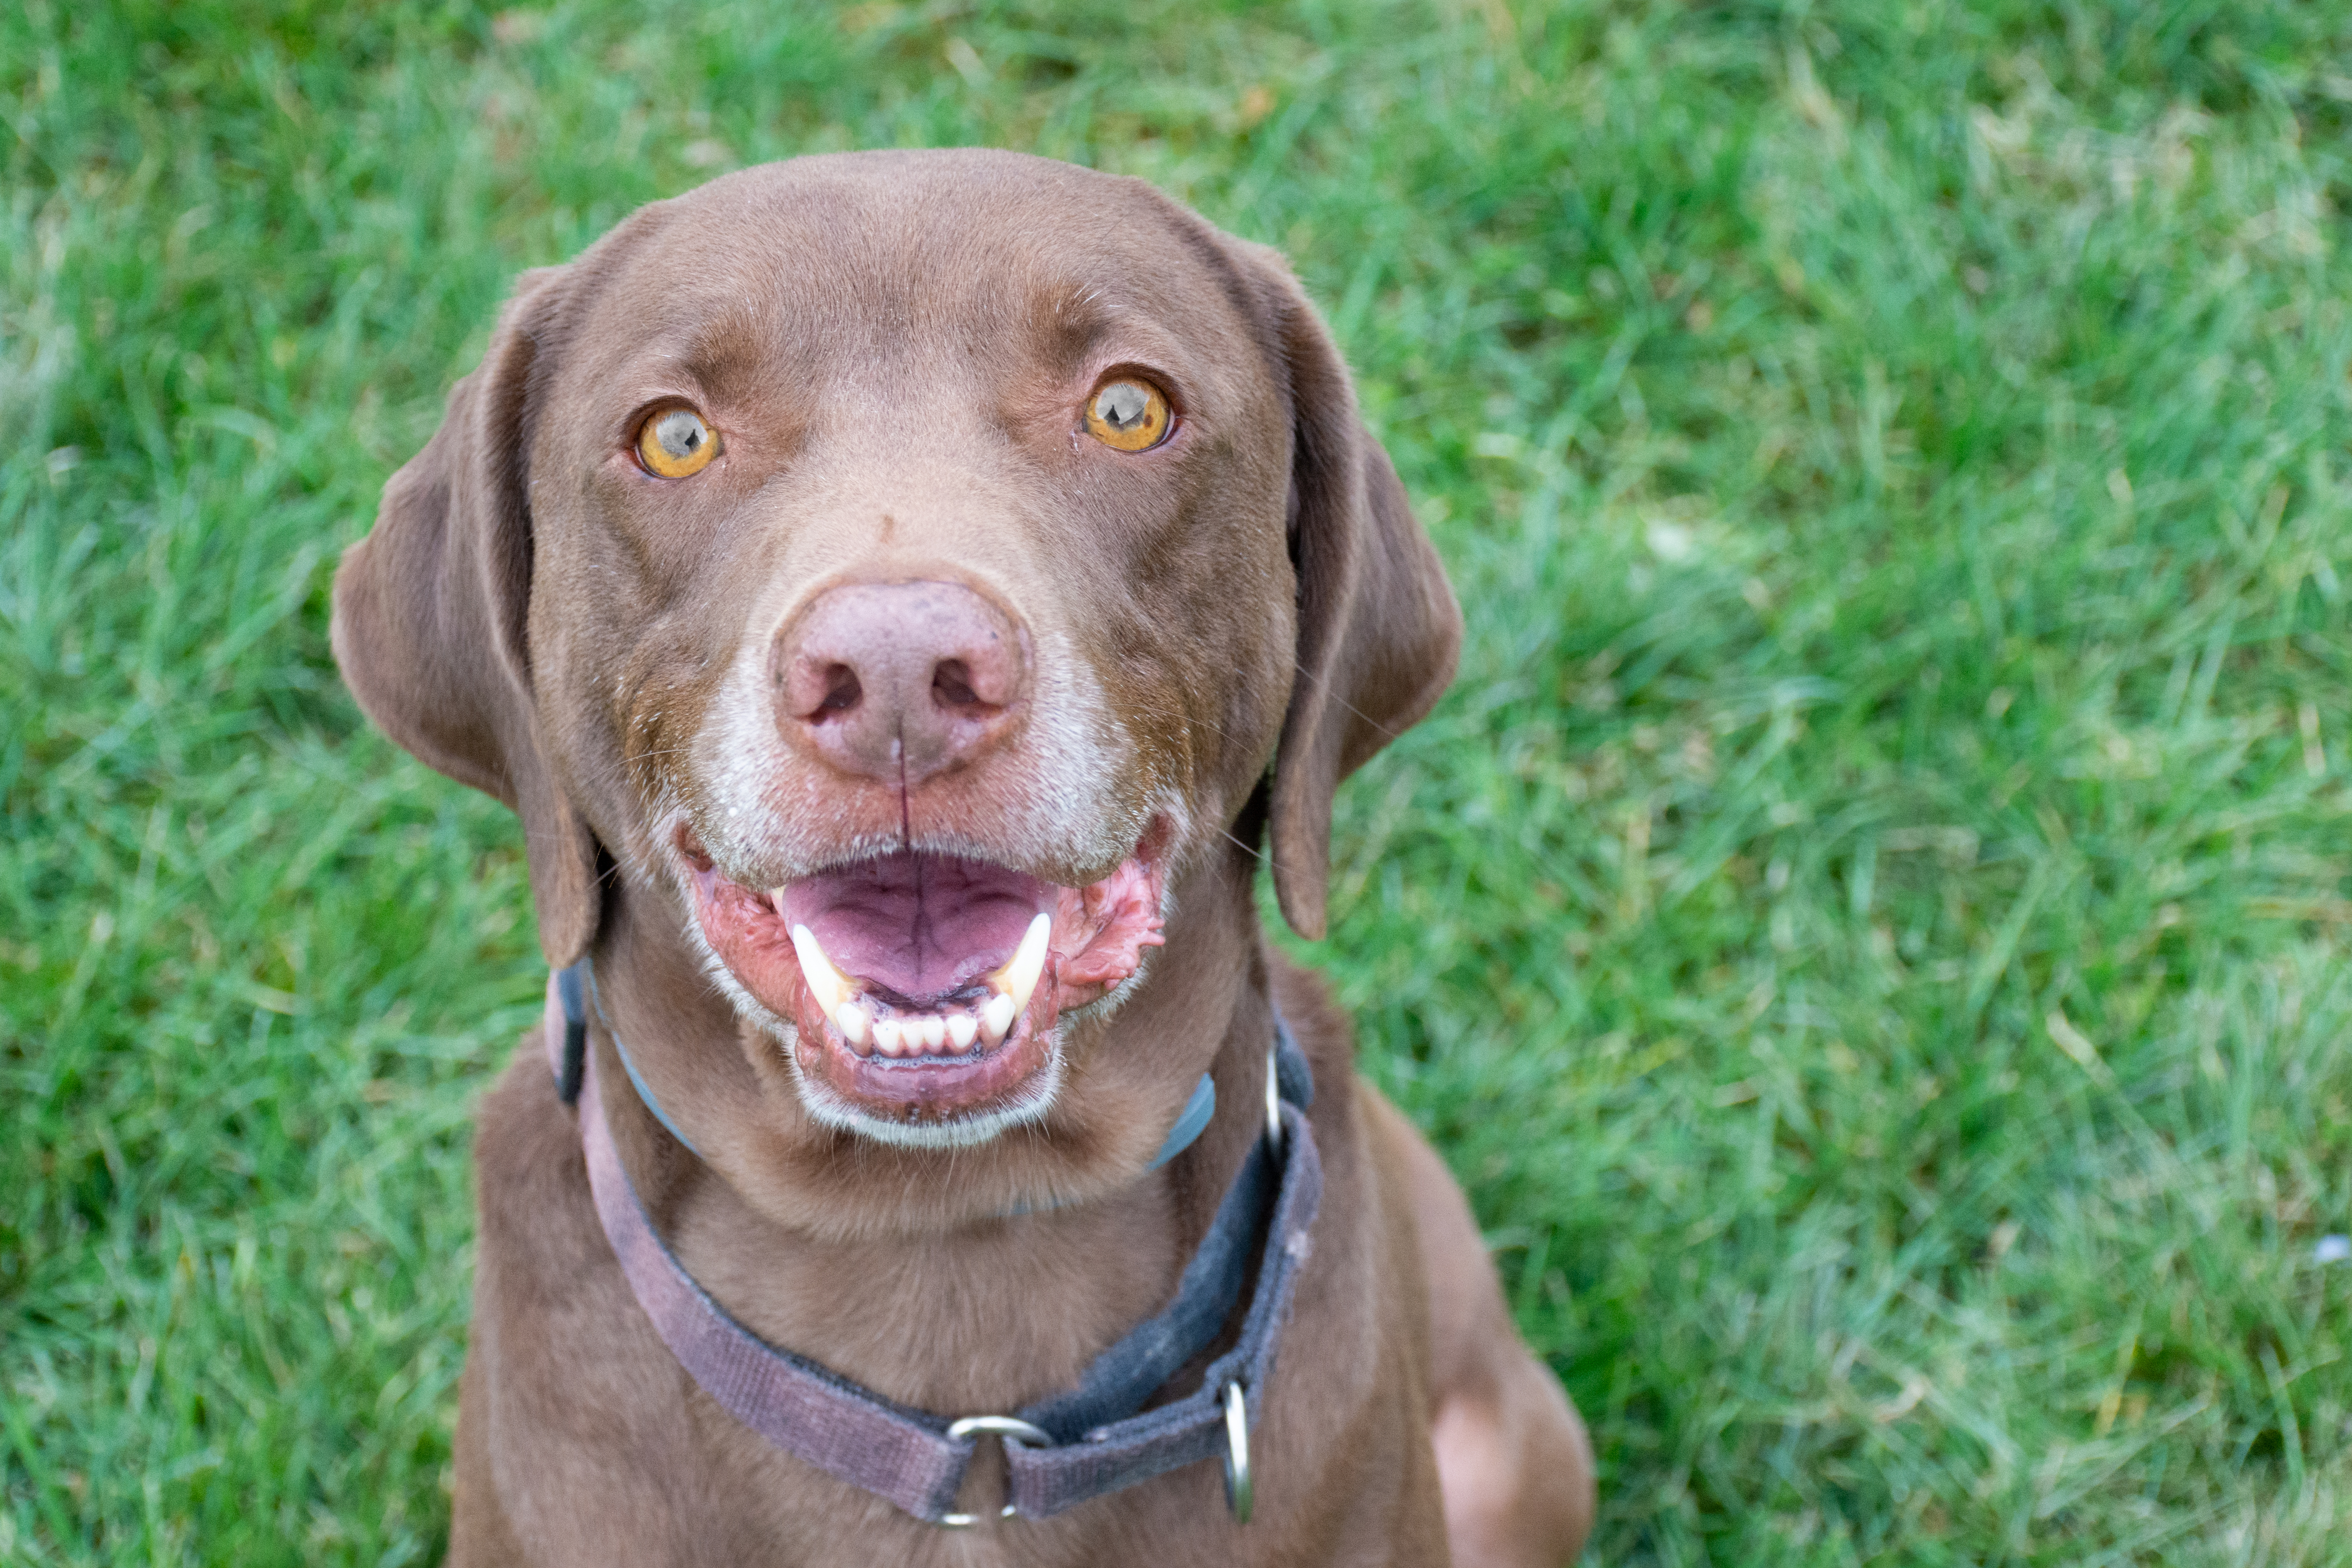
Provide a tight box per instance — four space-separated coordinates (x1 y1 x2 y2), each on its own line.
330 266 603 969
1240 247 1464 940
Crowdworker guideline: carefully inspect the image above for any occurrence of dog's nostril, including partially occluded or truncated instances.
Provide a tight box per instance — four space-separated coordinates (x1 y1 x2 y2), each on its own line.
817 664 862 716
932 659 982 711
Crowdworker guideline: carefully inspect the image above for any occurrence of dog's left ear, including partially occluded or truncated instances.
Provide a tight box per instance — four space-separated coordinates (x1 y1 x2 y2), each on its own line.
331 264 604 969
1229 241 1464 940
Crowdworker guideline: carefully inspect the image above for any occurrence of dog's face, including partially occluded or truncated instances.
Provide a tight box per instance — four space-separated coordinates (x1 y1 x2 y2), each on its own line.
335 150 1458 1152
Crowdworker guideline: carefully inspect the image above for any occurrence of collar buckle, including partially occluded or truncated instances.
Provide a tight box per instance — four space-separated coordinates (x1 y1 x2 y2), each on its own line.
937 1415 1054 1527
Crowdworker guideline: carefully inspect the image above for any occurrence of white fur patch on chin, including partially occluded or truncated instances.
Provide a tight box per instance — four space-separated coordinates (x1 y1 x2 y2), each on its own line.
789 1043 1064 1151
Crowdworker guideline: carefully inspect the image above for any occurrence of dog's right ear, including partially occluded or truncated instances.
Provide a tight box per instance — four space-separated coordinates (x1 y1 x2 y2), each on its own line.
331 266 601 969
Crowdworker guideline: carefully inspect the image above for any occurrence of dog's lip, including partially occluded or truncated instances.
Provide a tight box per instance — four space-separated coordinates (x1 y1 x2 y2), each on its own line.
678 828 1167 1128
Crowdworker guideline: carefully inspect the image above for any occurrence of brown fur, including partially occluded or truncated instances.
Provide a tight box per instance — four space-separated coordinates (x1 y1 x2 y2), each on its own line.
334 150 1593 1565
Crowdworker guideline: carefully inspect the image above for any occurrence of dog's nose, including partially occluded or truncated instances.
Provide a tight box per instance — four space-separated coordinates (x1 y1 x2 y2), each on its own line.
774 580 1027 783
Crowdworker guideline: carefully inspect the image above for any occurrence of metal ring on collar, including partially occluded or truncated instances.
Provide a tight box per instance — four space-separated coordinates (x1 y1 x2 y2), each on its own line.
1221 1380 1253 1522
938 1416 1054 1527
1264 1042 1283 1152
945 1414 1052 1446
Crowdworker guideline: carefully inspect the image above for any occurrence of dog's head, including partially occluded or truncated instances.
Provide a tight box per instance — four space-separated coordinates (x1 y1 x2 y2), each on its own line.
334 150 1457 1152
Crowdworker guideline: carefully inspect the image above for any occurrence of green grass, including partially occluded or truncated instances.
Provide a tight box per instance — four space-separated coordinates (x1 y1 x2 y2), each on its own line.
5 1 2350 1562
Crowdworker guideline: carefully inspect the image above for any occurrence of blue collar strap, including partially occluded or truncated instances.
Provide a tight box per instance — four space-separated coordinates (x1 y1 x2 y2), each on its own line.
1145 1070 1218 1171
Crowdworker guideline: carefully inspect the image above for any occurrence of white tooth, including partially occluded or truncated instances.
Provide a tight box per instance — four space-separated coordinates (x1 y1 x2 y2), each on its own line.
789 924 849 1013
872 1018 904 1055
919 1015 946 1050
833 1003 868 1047
981 993 1016 1044
945 1013 978 1050
770 888 789 916
992 913 1052 1023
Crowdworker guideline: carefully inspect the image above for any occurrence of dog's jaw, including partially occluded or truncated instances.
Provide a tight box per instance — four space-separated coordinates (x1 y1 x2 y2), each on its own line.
669 819 1175 1146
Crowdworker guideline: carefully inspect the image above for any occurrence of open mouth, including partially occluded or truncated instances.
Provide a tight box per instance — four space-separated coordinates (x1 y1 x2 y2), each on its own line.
682 836 1166 1132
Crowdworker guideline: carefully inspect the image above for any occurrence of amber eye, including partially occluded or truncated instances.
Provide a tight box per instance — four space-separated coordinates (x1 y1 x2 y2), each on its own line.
637 406 719 478
1083 378 1172 452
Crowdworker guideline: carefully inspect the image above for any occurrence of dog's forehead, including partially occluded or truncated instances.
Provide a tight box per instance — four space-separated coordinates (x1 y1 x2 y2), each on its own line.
564 151 1266 390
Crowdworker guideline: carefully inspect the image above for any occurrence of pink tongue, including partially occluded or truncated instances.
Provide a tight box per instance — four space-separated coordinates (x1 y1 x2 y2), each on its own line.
777 852 1051 1002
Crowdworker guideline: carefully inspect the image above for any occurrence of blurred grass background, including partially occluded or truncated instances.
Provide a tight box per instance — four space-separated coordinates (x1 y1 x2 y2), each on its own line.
4 1 2351 1562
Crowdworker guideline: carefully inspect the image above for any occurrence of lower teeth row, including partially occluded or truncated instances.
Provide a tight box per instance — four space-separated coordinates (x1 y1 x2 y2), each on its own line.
832 998 1016 1058
790 914 1048 1061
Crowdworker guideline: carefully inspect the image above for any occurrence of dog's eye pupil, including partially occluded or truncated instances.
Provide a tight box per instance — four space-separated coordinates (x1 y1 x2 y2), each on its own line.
1097 383 1147 429
638 405 720 477
1084 379 1170 452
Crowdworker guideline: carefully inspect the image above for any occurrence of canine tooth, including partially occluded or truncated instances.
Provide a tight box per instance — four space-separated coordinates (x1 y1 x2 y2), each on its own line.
945 1013 978 1050
789 924 850 1013
872 1017 904 1055
991 913 1052 1022
833 1003 869 1047
918 1015 946 1050
980 993 1016 1044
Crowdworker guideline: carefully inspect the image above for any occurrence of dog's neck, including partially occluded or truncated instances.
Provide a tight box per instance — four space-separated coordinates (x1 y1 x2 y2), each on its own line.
573 844 1276 1414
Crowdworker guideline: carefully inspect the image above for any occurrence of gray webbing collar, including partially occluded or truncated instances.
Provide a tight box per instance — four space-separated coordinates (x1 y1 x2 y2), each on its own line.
545 962 1321 1524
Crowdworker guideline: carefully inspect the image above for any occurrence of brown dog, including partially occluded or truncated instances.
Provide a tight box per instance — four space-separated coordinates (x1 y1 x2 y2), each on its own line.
334 149 1593 1565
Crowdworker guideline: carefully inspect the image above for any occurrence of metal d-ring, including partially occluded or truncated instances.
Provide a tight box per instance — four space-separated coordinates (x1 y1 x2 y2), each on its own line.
1221 1380 1253 1523
1264 1042 1283 1153
938 1415 1053 1528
